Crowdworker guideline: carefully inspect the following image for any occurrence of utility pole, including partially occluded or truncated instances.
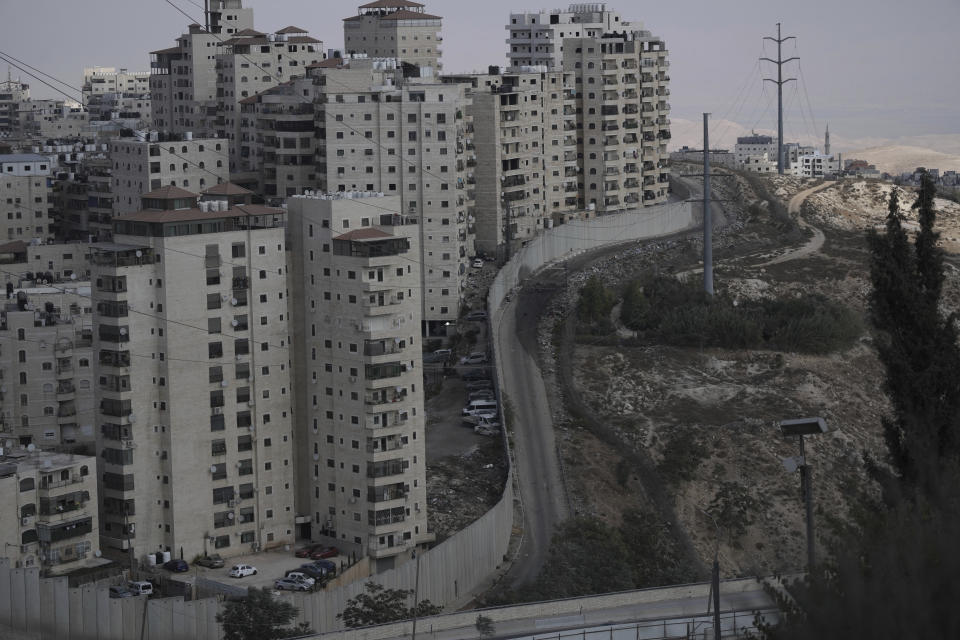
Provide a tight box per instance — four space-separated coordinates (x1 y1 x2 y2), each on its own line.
761 23 797 175
702 113 714 296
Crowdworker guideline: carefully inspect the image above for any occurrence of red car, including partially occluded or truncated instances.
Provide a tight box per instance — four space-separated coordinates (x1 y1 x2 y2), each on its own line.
309 546 338 560
294 544 323 559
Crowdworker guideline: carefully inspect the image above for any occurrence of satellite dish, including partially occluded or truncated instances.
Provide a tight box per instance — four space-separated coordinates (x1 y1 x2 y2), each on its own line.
221 380 228 387
27 444 36 452
135 251 142 258
209 465 218 473
128 414 136 423
70 273 78 281
119 328 127 335
227 512 234 520
230 298 238 306
94 550 102 558
231 320 239 327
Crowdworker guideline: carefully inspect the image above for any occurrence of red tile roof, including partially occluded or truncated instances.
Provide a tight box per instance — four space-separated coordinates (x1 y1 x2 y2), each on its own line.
335 228 393 241
381 9 442 20
0 240 28 253
276 25 309 34
359 0 425 8
203 183 253 196
142 185 198 200
287 36 321 44
235 28 267 36
117 204 282 224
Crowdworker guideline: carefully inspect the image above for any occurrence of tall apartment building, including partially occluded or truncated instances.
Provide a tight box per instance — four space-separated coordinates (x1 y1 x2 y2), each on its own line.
505 5 672 213
215 26 324 171
0 154 55 242
242 58 473 331
150 1 255 134
0 75 30 138
506 4 627 69
82 67 151 103
110 135 229 217
0 282 95 449
344 1 443 71
90 186 295 562
564 32 671 210
287 192 431 571
445 70 577 256
0 448 101 575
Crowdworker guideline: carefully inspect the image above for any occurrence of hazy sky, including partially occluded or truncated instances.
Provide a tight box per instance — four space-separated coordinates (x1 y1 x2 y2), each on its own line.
1 0 957 149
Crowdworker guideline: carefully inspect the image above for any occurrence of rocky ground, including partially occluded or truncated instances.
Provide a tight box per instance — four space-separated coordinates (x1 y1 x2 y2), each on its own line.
542 172 960 578
427 438 507 543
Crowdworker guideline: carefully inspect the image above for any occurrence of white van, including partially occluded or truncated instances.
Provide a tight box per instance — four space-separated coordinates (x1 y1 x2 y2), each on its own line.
462 400 498 417
127 580 153 596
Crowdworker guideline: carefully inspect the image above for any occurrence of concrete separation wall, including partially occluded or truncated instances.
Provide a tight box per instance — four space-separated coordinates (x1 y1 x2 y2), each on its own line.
489 202 694 310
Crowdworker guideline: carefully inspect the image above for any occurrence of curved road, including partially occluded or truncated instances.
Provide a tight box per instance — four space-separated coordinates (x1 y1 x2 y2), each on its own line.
758 181 832 267
496 184 702 589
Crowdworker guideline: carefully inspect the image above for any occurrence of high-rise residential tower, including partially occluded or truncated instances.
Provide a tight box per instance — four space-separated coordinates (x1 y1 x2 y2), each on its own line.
91 185 295 562
287 192 432 571
344 1 443 71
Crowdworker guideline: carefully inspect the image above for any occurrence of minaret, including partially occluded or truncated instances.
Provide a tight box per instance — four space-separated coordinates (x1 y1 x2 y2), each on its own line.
824 124 831 157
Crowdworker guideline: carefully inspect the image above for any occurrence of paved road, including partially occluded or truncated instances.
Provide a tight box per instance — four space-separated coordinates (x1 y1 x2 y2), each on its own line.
497 283 570 588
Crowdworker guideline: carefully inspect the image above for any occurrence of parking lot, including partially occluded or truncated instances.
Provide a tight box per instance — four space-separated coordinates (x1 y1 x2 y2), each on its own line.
147 547 352 593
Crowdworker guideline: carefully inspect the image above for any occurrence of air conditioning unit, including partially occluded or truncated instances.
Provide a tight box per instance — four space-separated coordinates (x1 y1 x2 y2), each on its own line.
348 497 357 504
247 401 255 408
348 376 358 383
212 407 223 415
123 440 136 449
21 517 31 527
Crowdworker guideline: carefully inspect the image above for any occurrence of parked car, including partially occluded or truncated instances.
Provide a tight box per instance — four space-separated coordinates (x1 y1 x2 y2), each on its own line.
464 413 501 427
465 310 488 321
463 399 498 417
295 544 323 558
274 577 310 592
127 580 153 596
468 390 496 402
461 368 489 382
423 348 452 364
295 565 326 581
301 559 337 575
465 379 493 391
163 559 189 573
472 258 484 268
228 564 258 578
475 424 501 437
283 571 316 587
460 352 487 366
195 554 224 569
109 586 135 599
309 546 339 560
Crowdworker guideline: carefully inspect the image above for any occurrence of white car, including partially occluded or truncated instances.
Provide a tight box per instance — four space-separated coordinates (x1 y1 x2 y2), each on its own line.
285 571 316 587
229 564 258 578
472 258 484 268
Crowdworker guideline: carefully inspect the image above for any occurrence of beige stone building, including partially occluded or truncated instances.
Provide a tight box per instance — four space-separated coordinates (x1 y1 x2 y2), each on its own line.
444 70 576 257
110 135 229 217
82 67 151 103
344 1 443 71
287 192 431 571
0 76 31 138
506 4 627 70
0 282 95 449
0 448 101 575
0 154 55 242
90 185 295 563
242 58 473 332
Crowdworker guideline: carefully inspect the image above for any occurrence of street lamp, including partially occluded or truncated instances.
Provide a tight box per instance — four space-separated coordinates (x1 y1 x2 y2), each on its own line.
778 417 828 571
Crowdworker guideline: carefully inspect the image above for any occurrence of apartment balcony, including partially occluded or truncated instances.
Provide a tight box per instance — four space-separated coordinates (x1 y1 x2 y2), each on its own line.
624 178 640 189
623 119 639 130
623 133 638 144
623 104 639 114
604 167 620 176
604 136 620 148
624 193 640 205
604 196 620 208
605 181 621 192
625 164 639 174
601 123 620 132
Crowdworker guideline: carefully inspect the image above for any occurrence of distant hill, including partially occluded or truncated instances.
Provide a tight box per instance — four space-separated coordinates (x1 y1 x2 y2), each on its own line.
833 145 960 175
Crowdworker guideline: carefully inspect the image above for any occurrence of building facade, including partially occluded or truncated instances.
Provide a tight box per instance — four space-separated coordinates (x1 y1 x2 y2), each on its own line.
0 448 100 575
344 1 443 71
110 136 229 217
82 67 151 104
287 192 431 571
506 4 628 70
90 186 295 562
0 154 55 242
0 282 95 449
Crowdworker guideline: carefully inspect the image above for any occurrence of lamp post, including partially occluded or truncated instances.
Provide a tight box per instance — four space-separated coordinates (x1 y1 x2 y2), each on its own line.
697 508 722 640
778 417 828 571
